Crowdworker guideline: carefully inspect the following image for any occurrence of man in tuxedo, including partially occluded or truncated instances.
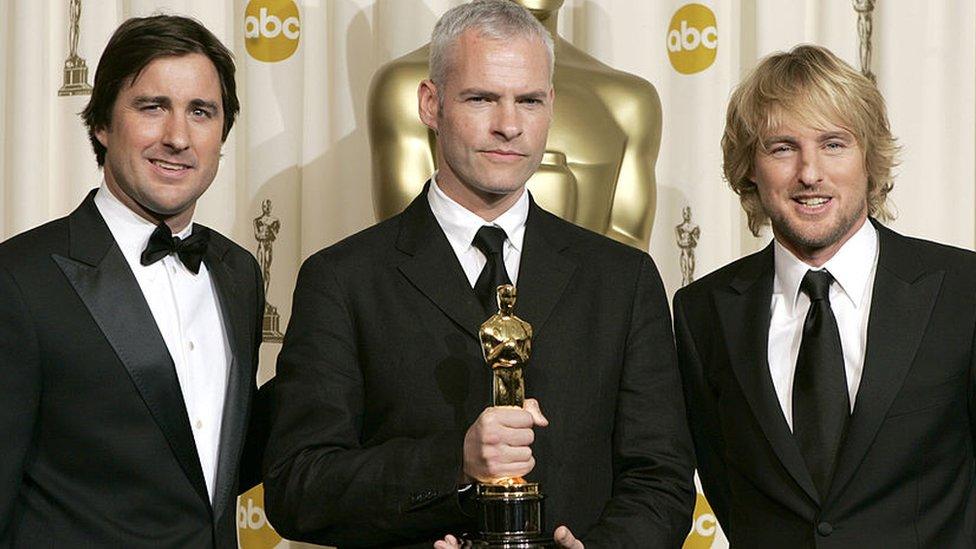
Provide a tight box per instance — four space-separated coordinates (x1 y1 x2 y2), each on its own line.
674 44 976 546
263 1 694 547
0 15 265 547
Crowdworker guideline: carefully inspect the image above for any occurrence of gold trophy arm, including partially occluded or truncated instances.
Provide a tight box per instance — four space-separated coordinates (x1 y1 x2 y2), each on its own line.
367 46 434 221
600 77 662 250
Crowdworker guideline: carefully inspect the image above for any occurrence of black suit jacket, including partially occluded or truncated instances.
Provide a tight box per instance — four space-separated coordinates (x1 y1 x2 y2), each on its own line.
674 220 976 547
0 191 266 548
263 189 695 548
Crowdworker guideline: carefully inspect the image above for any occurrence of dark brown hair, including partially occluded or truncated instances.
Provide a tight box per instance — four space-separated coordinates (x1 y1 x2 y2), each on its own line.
82 15 239 166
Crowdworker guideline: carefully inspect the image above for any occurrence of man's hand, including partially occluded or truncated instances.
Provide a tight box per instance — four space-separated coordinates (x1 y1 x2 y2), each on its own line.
432 526 583 548
462 398 548 483
554 525 584 548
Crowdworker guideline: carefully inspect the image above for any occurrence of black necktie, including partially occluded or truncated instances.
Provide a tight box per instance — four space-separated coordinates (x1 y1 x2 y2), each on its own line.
792 269 850 497
140 222 210 274
472 226 512 314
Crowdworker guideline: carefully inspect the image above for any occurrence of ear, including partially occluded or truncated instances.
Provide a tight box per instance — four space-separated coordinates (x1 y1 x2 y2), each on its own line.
417 79 440 132
95 126 109 148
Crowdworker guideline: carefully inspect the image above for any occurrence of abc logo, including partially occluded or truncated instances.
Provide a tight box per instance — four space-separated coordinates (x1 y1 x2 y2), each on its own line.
245 0 301 63
237 485 282 548
667 3 718 75
684 493 719 548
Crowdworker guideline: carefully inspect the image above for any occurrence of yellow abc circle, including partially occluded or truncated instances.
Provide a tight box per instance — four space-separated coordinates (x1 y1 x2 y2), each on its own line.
666 3 718 75
237 484 283 548
245 0 301 63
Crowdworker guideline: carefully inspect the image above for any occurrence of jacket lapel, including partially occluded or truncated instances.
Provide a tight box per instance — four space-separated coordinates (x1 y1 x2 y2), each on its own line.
396 185 487 339
205 233 254 520
826 221 943 504
715 245 820 504
53 192 210 508
515 199 576 337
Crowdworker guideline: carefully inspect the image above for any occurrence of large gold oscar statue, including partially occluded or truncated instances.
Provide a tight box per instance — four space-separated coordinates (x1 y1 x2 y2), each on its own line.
367 0 661 249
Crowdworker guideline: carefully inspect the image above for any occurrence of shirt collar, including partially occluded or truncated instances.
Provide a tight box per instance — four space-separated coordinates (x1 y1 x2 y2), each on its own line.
93 181 194 267
427 173 529 253
773 219 878 310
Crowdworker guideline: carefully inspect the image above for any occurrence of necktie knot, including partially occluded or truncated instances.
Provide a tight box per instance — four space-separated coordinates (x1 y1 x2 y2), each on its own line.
473 225 508 258
140 222 210 274
800 269 834 302
472 225 511 314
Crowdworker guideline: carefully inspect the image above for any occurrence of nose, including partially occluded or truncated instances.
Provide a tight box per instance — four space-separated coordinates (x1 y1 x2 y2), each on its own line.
162 113 190 151
798 147 823 186
491 101 522 142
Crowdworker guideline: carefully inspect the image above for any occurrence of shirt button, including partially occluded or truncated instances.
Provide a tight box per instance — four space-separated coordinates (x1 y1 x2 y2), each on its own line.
817 521 833 536
188 341 195 351
171 265 177 274
195 419 203 430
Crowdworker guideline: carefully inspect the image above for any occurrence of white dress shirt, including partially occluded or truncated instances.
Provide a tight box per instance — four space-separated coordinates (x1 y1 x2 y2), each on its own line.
427 176 529 287
94 183 231 501
768 220 879 430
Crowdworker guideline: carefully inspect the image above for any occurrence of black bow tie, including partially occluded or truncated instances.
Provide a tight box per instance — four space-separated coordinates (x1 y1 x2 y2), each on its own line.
140 222 210 274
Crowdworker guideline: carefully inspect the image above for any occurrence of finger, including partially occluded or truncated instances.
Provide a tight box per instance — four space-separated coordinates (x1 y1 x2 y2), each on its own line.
523 398 549 427
496 424 535 447
554 525 583 549
489 407 536 429
487 456 535 480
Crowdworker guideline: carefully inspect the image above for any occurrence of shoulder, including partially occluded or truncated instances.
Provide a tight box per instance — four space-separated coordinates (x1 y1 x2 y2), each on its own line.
300 212 403 276
0 217 71 274
878 223 976 277
675 247 769 307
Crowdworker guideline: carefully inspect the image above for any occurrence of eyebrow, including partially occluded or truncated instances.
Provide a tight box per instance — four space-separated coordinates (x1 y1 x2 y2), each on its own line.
456 88 549 101
130 96 220 113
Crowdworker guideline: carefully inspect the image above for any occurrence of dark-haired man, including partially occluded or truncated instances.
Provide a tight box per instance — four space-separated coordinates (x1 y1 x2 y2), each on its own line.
675 44 976 546
0 15 264 547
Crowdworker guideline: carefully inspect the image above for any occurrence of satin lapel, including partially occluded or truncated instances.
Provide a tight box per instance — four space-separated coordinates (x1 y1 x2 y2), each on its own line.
715 245 819 504
205 233 253 520
396 188 486 339
53 194 210 508
827 223 942 504
514 201 575 336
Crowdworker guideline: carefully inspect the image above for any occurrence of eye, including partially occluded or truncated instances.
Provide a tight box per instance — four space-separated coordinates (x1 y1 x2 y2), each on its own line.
824 140 846 150
466 96 489 103
140 104 162 112
191 108 213 118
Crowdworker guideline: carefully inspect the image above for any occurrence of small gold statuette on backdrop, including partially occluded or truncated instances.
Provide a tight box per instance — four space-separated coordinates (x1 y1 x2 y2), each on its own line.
58 0 93 96
467 285 553 548
675 206 700 287
254 199 284 342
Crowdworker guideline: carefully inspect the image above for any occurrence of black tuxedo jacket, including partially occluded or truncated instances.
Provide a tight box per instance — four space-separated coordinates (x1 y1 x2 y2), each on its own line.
674 220 976 547
0 191 265 548
263 189 695 548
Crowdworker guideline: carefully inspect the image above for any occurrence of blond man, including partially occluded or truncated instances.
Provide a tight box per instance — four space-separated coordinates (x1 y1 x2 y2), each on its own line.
675 44 976 546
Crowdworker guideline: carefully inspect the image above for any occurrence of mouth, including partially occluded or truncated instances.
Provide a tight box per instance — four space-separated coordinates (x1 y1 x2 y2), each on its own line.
792 195 832 213
481 149 526 162
148 158 194 176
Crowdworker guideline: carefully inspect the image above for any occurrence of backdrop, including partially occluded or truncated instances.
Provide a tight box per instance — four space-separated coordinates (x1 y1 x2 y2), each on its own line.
1 1 973 547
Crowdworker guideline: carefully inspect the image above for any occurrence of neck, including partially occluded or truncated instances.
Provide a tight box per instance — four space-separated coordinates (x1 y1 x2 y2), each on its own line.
104 175 193 234
775 215 868 268
434 174 524 222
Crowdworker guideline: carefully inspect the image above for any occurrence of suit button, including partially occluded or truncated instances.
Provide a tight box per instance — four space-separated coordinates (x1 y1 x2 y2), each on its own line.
817 522 833 536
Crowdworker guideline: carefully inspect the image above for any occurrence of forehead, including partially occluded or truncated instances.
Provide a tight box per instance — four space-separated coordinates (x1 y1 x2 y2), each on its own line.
760 104 854 139
445 29 550 90
121 53 221 98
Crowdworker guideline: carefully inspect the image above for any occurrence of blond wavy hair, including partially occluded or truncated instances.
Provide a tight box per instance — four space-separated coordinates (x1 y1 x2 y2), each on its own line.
722 44 899 236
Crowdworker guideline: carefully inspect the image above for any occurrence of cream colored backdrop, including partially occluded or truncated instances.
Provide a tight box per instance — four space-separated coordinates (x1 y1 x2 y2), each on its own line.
0 1 973 548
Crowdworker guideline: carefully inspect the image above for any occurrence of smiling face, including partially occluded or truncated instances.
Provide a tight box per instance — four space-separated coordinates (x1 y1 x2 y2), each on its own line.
96 53 224 231
752 114 869 265
419 29 553 218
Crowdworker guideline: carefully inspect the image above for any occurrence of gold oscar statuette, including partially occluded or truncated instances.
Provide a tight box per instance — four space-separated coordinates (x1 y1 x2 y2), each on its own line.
468 285 553 548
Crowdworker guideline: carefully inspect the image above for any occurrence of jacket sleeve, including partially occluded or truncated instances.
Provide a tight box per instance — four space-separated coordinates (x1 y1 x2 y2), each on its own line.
262 252 471 547
0 264 41 534
583 256 696 548
239 256 268 494
672 288 732 533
